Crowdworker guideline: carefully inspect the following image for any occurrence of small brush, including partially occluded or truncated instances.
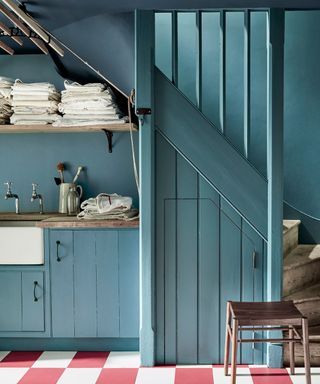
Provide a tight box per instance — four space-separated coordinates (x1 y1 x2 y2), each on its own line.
73 166 83 184
56 162 65 183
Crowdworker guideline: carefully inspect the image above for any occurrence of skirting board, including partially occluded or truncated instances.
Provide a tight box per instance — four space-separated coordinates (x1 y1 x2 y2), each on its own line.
0 338 139 351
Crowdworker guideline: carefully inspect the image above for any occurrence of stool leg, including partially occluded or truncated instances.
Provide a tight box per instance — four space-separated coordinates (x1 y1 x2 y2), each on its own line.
289 326 295 375
224 302 231 376
302 318 311 384
231 318 239 384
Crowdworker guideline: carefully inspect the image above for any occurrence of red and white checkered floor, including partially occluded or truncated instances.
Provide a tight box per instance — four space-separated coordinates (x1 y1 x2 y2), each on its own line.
0 351 318 383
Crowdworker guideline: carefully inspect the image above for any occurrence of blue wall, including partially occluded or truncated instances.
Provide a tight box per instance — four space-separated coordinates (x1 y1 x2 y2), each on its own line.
0 55 139 213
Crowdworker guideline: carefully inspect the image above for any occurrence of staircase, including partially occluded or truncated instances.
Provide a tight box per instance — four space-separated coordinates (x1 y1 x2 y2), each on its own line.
283 220 320 366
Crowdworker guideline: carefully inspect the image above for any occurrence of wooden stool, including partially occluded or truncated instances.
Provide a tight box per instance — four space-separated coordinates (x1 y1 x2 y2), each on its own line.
224 301 311 384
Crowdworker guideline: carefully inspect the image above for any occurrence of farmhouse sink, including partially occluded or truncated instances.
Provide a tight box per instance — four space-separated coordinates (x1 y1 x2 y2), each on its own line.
0 219 44 264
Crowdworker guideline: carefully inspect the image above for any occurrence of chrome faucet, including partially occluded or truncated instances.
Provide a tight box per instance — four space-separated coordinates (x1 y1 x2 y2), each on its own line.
31 183 43 214
4 181 19 214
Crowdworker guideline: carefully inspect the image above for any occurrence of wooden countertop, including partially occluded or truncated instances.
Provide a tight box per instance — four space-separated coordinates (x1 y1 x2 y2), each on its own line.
36 216 139 229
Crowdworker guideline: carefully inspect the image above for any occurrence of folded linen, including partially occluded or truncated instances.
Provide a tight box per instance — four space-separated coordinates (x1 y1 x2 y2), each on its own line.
53 117 128 127
13 79 57 91
63 80 106 93
12 100 59 108
10 113 60 124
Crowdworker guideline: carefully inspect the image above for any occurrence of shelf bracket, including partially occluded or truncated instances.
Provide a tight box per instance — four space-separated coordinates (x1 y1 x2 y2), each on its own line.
102 129 113 153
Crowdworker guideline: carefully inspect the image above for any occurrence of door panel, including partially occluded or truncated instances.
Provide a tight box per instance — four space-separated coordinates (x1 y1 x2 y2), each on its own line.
50 231 74 337
0 272 21 331
22 272 44 331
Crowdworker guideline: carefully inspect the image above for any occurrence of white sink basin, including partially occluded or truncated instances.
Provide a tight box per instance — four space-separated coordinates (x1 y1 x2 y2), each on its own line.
0 227 44 264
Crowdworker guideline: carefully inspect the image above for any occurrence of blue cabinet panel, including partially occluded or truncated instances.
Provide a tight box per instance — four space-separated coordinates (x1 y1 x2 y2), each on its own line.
119 230 139 337
96 231 120 337
0 272 21 331
50 229 139 339
74 232 97 337
22 272 44 332
50 231 74 337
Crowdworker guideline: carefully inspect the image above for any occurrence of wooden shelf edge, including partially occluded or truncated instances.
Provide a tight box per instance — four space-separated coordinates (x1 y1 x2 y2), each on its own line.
0 123 138 133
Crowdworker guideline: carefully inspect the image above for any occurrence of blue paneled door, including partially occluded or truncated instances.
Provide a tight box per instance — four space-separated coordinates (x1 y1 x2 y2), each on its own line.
50 229 139 338
0 271 44 332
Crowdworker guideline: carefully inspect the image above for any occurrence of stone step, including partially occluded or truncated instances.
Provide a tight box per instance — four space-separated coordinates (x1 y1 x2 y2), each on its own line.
283 220 301 258
283 245 320 296
284 282 320 326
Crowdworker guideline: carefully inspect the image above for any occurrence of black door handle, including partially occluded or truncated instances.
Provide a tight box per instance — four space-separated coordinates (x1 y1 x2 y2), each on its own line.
56 240 61 262
33 281 39 302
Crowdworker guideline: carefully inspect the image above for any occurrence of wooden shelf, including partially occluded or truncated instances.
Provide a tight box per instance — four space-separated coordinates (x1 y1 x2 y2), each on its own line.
0 123 138 134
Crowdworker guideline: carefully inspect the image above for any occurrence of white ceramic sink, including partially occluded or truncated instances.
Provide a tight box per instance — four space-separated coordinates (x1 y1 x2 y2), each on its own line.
0 226 44 264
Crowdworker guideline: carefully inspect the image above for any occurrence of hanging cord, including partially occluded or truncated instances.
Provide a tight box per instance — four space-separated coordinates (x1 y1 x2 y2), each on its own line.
128 89 140 196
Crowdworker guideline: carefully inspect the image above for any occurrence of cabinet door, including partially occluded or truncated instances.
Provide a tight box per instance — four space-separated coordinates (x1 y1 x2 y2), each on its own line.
119 230 139 337
0 272 21 331
50 231 74 337
22 272 44 331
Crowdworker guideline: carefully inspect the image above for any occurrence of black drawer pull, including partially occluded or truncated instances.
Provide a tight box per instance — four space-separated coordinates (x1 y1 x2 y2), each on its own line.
56 240 61 262
33 281 39 302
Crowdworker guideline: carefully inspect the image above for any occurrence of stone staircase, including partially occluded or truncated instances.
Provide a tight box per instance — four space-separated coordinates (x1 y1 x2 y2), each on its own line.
283 220 320 366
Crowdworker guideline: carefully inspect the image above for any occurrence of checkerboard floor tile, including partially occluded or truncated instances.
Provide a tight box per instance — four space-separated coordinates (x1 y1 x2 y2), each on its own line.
0 351 317 383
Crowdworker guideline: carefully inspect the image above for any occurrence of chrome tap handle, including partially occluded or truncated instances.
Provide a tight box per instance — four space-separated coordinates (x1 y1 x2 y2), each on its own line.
32 183 38 195
4 181 13 194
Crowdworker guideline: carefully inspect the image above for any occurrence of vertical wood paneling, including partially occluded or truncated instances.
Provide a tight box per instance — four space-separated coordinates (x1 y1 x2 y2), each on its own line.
176 199 198 363
156 132 176 363
196 11 202 110
164 199 177 363
50 231 74 337
119 230 140 337
220 210 241 362
96 231 119 337
155 13 172 80
244 10 251 159
198 178 220 363
0 272 21 331
176 153 198 363
74 231 97 337
22 272 44 332
219 10 226 132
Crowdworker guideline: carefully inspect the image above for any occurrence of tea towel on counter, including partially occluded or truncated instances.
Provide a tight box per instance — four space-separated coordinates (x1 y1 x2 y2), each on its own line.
10 80 61 125
53 81 128 126
0 76 13 124
77 193 139 221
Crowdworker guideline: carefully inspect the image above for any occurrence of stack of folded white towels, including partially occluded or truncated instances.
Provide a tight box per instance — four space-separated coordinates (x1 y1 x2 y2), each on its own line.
0 77 13 124
53 80 128 126
10 80 61 125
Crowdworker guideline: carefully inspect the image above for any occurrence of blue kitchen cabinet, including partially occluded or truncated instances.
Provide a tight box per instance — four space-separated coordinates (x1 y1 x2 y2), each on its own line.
0 271 45 333
50 229 139 338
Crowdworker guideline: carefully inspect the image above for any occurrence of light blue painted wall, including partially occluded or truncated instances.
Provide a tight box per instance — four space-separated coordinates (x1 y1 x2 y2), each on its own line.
0 55 139 212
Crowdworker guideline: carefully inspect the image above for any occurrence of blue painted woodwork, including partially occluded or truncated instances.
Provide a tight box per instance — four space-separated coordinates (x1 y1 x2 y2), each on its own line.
154 67 268 239
119 230 140 337
0 271 45 333
50 229 139 339
135 9 156 366
154 132 266 364
50 230 74 337
138 9 285 366
0 338 139 351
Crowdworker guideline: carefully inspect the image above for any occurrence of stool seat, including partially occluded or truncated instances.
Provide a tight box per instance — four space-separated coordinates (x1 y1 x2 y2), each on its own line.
230 301 305 326
224 300 311 384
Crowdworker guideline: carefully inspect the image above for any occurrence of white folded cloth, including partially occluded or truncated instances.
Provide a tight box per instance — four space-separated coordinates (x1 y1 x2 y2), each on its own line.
10 113 60 124
12 79 57 92
64 80 106 93
53 117 128 127
77 193 139 221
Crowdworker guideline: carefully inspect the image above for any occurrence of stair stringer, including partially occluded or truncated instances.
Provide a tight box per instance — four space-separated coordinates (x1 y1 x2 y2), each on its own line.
154 67 268 240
